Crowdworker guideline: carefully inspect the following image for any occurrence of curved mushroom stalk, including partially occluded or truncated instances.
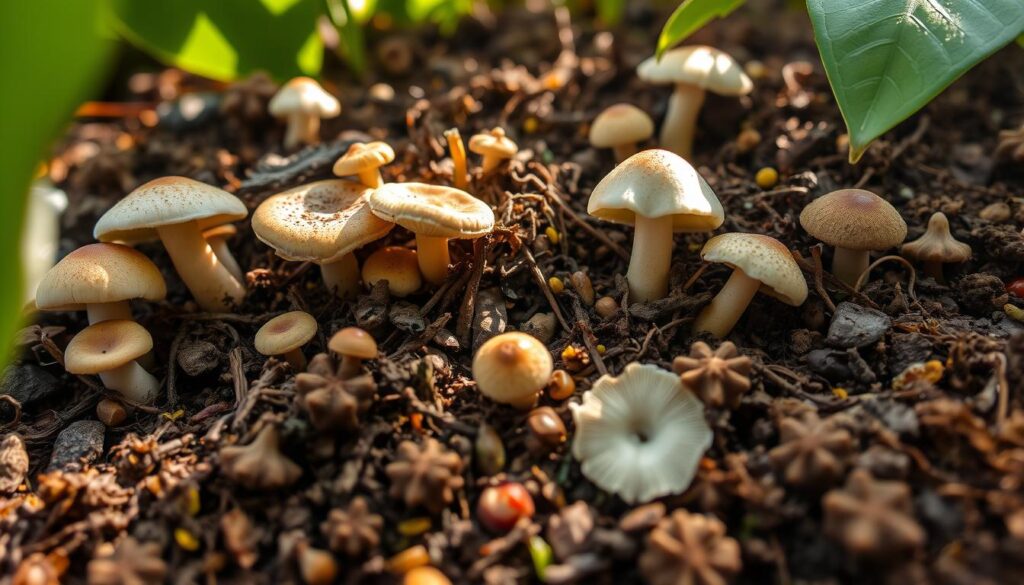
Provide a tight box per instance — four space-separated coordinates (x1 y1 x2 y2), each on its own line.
99 361 160 405
626 214 675 302
358 169 383 188
320 253 360 300
832 247 870 288
87 301 133 324
282 348 307 372
661 84 706 159
156 222 246 312
693 269 761 338
285 112 319 150
208 238 245 284
414 235 451 286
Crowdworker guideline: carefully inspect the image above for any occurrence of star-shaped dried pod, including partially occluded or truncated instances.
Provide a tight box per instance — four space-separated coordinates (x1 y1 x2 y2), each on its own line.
672 341 752 408
385 438 465 514
295 353 377 432
321 496 383 557
87 537 167 585
768 412 854 488
639 509 742 585
823 469 925 558
220 425 301 490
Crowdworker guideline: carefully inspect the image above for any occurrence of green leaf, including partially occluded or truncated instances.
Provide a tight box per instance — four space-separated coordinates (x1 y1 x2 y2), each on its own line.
1018 33 1024 47
325 0 367 76
596 0 626 26
107 0 323 81
656 0 747 59
808 0 1024 162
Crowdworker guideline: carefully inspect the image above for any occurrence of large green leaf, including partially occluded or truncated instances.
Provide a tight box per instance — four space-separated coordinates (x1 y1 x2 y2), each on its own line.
808 0 1024 162
656 0 747 59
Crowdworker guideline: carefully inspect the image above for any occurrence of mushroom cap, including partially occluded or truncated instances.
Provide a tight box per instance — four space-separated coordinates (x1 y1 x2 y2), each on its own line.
589 104 655 148
252 180 394 264
65 320 153 374
36 243 167 311
328 327 378 359
587 149 723 231
94 177 248 244
701 233 808 306
570 363 712 504
361 246 422 297
255 311 318 356
800 189 907 251
202 224 237 241
468 128 519 159
332 141 395 177
472 332 553 408
268 77 340 118
901 212 972 263
369 182 495 239
637 45 753 96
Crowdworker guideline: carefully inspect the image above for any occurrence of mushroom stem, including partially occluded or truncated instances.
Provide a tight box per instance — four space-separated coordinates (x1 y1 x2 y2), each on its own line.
693 269 761 338
338 356 364 380
446 130 469 190
357 169 383 188
612 143 639 163
157 222 246 312
626 214 675 302
415 235 451 286
832 247 870 287
209 238 245 284
661 83 706 159
86 301 132 325
98 360 159 405
284 112 319 150
480 154 502 174
283 348 307 372
922 260 945 282
320 253 360 299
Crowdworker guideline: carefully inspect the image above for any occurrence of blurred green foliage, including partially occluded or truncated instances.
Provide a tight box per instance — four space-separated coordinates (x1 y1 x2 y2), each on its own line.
656 0 745 58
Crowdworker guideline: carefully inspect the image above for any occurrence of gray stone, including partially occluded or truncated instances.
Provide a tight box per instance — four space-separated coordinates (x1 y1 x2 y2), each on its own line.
827 302 891 348
47 420 105 472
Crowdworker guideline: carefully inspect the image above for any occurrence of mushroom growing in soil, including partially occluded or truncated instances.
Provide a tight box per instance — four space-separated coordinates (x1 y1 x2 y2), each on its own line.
333 141 395 188
469 128 519 173
220 425 301 490
361 246 422 297
900 211 971 282
589 103 654 162
570 363 711 504
202 224 244 284
268 77 340 150
473 332 553 410
369 182 495 285
587 149 723 302
637 46 753 158
252 180 394 299
36 243 166 324
64 319 160 405
799 189 907 287
329 327 378 379
94 177 248 312
693 233 808 338
254 311 318 371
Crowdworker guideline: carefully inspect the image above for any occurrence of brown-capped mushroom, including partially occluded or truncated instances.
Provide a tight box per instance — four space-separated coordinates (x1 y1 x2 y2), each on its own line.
64 320 159 405
329 327 377 379
472 332 553 409
469 128 518 173
361 246 422 297
268 77 340 150
203 224 244 284
332 141 395 188
900 211 971 282
589 104 654 162
255 311 318 371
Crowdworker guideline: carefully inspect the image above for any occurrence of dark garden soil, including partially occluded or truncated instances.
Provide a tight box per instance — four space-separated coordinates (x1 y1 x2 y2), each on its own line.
3 3 1024 584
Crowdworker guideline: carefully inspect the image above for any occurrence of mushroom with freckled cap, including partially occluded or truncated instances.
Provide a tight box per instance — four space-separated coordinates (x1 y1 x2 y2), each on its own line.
333 142 395 188
94 177 248 312
637 46 753 158
589 104 654 162
252 180 394 299
36 243 166 324
202 224 244 284
329 327 378 379
472 332 553 409
799 189 907 287
64 319 160 405
255 311 318 371
369 182 495 285
900 212 971 282
268 77 341 150
362 246 422 297
469 128 519 173
693 233 808 338
587 149 723 302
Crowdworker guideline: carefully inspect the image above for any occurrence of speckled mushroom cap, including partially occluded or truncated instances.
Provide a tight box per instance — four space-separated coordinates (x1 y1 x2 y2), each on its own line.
328 327 378 359
65 320 153 374
799 189 907 251
94 177 248 244
637 46 753 96
332 141 395 177
901 212 971 263
701 233 808 306
35 243 166 311
268 77 340 118
369 182 495 238
255 311 318 356
587 149 723 231
468 128 518 158
589 104 654 148
252 180 394 264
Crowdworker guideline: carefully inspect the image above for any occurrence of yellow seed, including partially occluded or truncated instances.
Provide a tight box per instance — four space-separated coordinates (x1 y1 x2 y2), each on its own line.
161 409 185 422
561 345 576 360
185 486 201 516
523 117 539 134
687 242 701 253
545 226 560 245
832 387 848 399
923 360 944 383
596 344 606 354
398 517 432 536
1005 303 1024 322
175 528 200 551
387 545 430 573
548 277 565 294
755 167 779 189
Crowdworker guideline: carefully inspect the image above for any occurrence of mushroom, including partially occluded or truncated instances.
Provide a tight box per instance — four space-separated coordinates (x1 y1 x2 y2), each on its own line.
94 177 248 312
637 46 753 158
589 104 654 162
268 77 340 150
799 189 907 287
252 180 394 299
369 182 495 285
96 398 128 427
332 141 395 188
21 180 67 305
693 233 808 338
36 243 166 324
468 128 518 173
587 149 723 302
361 246 422 297
329 327 378 379
570 363 711 504
900 212 971 282
202 224 244 284
220 425 301 490
472 332 553 409
64 319 160 405
254 311 318 371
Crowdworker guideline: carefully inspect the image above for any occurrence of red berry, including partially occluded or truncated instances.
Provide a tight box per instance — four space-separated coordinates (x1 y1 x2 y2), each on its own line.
476 483 535 533
1009 278 1024 299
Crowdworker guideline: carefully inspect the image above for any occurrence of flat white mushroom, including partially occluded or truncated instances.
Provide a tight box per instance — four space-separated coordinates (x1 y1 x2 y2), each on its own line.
589 104 654 162
203 224 244 284
332 141 395 188
268 77 341 150
65 319 159 405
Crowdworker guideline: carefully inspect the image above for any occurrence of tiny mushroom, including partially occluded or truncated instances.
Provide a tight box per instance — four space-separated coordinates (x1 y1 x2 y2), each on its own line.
255 311 318 371
800 189 907 287
94 177 248 312
589 103 654 162
329 327 378 379
253 180 394 299
268 77 340 150
36 243 166 324
203 224 244 284
472 332 553 409
333 141 395 188
637 46 753 158
693 233 808 338
64 320 159 405
900 211 971 282
588 149 723 302
361 246 422 297
369 182 495 285
468 128 518 173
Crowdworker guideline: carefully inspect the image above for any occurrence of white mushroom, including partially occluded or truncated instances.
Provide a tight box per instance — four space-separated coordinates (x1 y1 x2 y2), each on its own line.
269 77 341 150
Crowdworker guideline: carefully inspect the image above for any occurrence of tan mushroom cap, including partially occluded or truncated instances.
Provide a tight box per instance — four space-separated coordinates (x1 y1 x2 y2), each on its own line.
799 189 907 250
589 104 654 147
268 77 340 118
472 332 553 408
468 128 518 158
328 327 378 359
901 212 972 263
332 141 395 176
65 320 153 374
637 46 753 96
369 182 495 238
252 180 394 264
361 246 422 297
587 149 723 230
93 177 248 244
202 224 237 240
35 243 166 311
702 233 808 305
255 311 318 356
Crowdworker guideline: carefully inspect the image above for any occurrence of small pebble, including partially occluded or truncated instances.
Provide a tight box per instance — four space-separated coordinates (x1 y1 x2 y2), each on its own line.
47 420 105 472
